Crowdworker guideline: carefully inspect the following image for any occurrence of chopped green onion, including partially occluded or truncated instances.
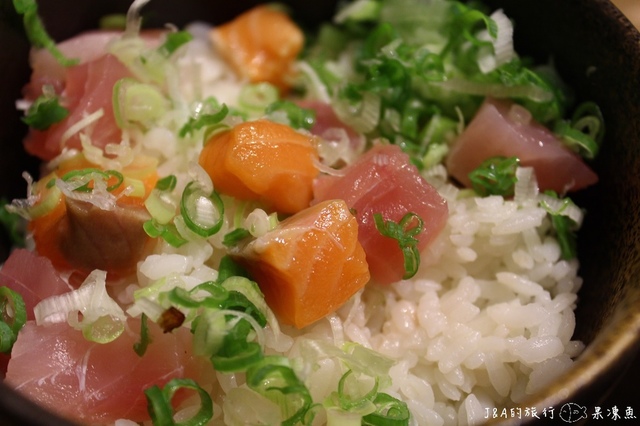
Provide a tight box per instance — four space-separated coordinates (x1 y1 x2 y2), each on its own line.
133 313 152 356
156 175 178 191
468 156 519 197
0 287 26 353
145 191 176 225
265 100 316 130
572 101 605 145
0 199 26 248
143 220 188 247
217 255 250 283
12 0 79 67
540 190 579 259
373 212 424 279
35 270 126 344
113 78 169 129
332 370 379 413
362 393 410 426
191 309 227 357
554 101 604 159
145 378 213 426
158 31 193 57
82 315 125 344
246 356 315 426
60 168 124 193
180 181 224 238
179 104 229 138
220 277 268 326
21 93 69 130
238 82 280 115
223 228 251 246
211 340 263 372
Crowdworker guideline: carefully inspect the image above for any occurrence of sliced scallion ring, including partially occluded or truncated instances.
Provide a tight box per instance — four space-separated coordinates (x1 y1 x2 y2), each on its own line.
0 287 26 353
113 78 169 129
61 168 124 193
145 378 213 426
362 393 410 426
180 181 224 238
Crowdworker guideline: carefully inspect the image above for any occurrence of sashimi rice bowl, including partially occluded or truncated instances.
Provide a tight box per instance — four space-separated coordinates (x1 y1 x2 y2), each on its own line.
0 0 637 425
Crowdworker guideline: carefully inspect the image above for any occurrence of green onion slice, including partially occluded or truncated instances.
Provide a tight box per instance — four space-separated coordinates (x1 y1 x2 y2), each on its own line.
158 31 193 57
22 94 69 130
540 190 579 260
113 78 169 130
0 198 27 248
179 104 229 138
180 181 224 238
265 100 316 130
246 356 315 426
143 220 188 247
211 340 263 373
217 255 250 283
362 393 410 426
554 101 604 160
145 378 213 426
12 0 79 67
61 168 124 193
0 287 26 353
468 156 519 197
133 313 152 356
373 212 424 279
223 228 251 246
333 370 379 413
156 175 178 192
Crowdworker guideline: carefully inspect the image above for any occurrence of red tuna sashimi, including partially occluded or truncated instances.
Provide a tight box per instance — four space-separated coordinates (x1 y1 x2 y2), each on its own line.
0 249 72 320
24 54 132 161
313 144 448 284
24 31 125 100
24 30 164 101
446 98 598 194
5 319 207 424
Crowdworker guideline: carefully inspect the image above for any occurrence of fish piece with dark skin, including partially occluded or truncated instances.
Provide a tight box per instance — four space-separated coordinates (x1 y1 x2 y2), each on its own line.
58 198 156 278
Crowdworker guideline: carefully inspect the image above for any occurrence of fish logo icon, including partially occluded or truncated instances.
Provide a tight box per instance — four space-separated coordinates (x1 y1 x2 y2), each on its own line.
559 403 588 423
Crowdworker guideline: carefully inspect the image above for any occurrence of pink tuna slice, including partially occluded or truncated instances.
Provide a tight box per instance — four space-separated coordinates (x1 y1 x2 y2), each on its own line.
24 30 164 100
313 144 448 285
446 98 598 194
0 249 72 320
22 30 164 161
5 319 207 424
23 54 132 161
24 31 126 100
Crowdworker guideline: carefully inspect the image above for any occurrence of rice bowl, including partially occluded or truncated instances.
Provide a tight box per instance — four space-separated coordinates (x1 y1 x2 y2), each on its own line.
0 0 639 425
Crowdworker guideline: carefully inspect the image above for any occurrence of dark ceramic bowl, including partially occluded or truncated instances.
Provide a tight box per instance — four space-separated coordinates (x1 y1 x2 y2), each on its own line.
0 0 639 425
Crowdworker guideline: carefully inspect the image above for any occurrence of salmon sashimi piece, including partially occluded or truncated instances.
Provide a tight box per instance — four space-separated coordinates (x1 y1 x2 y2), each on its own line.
313 144 449 285
198 119 319 214
5 320 206 424
234 199 370 329
446 98 598 194
210 5 304 92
